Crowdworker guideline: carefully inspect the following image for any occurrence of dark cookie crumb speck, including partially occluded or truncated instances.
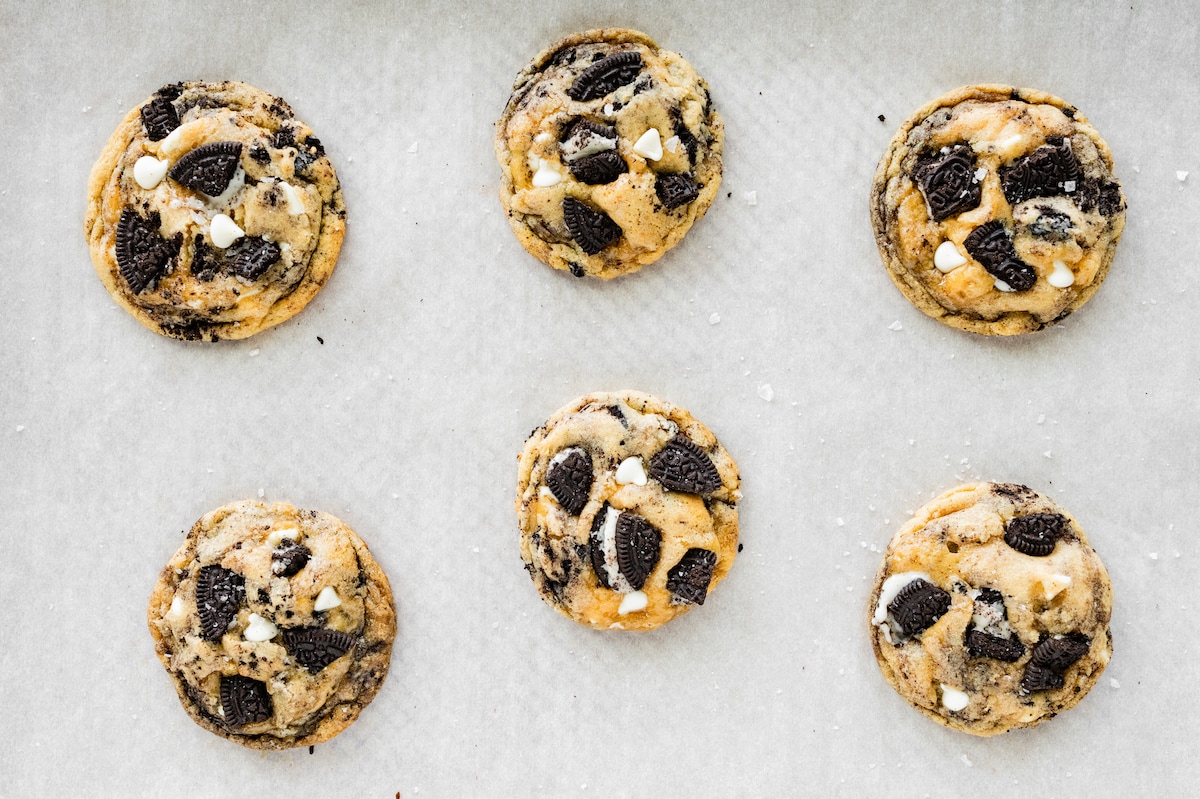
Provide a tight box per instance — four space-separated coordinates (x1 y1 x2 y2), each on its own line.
888 578 951 636
666 548 718 605
169 141 243 196
648 436 721 495
219 674 272 727
546 448 593 515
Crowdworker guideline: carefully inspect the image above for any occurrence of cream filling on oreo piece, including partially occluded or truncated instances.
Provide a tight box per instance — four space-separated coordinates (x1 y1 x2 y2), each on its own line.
873 571 932 645
598 505 634 593
560 125 618 163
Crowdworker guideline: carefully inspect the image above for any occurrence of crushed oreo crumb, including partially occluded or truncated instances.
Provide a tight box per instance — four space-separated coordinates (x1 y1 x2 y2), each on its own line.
666 548 718 605
648 436 721 495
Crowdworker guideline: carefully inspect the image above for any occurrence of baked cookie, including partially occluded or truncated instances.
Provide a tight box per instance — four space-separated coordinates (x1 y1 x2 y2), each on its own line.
517 391 741 630
85 81 346 340
868 482 1113 736
870 86 1125 335
495 29 723 278
148 501 395 749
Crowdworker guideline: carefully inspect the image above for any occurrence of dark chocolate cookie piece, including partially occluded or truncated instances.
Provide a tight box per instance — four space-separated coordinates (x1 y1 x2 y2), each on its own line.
1030 634 1090 671
914 144 982 221
140 87 182 142
666 548 718 605
614 512 661 591
220 675 272 727
115 209 181 293
282 627 357 674
196 565 246 641
656 174 701 209
562 197 621 254
569 150 626 185
567 51 643 101
546 447 593 515
648 436 721 495
231 237 281 281
169 141 243 196
963 221 1036 291
1001 137 1080 206
888 578 951 637
271 540 311 577
1004 513 1066 557
1020 663 1065 693
966 629 1026 661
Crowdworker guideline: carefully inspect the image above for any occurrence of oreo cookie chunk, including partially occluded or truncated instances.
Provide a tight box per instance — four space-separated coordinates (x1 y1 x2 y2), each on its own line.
148 501 396 750
517 391 740 630
869 483 1113 736
870 85 1125 335
85 81 346 340
495 29 723 278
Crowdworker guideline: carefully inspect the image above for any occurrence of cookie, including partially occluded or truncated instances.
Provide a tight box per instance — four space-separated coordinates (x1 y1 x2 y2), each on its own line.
517 391 741 630
868 482 1113 736
870 86 1126 335
495 29 723 278
85 81 346 341
147 501 395 749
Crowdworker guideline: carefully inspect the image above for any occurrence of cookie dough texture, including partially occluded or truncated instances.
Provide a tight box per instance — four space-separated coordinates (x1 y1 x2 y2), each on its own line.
868 483 1113 736
496 29 723 278
517 391 741 631
871 85 1125 335
148 501 395 749
86 80 346 340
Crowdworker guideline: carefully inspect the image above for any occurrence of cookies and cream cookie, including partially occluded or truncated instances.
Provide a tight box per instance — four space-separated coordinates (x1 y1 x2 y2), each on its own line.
86 81 346 340
868 482 1113 735
148 501 395 749
871 86 1125 334
517 391 741 630
496 29 723 278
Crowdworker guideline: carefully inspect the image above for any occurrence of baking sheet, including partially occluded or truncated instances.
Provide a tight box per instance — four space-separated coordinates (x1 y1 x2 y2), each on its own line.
2 0 1199 795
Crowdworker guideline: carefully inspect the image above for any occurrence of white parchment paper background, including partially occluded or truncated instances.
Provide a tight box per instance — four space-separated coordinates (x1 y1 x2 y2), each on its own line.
2 1 1198 796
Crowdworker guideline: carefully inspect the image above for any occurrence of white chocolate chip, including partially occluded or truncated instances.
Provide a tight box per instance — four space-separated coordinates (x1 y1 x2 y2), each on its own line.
266 527 300 547
534 132 552 144
209 214 245 248
618 590 648 616
159 126 184 155
933 241 968 272
314 586 341 611
940 684 970 712
993 278 1015 293
279 181 306 215
1048 260 1075 288
615 457 647 486
133 156 169 189
243 613 278 642
167 595 186 620
1039 574 1072 600
532 158 563 187
664 135 680 154
633 128 663 161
